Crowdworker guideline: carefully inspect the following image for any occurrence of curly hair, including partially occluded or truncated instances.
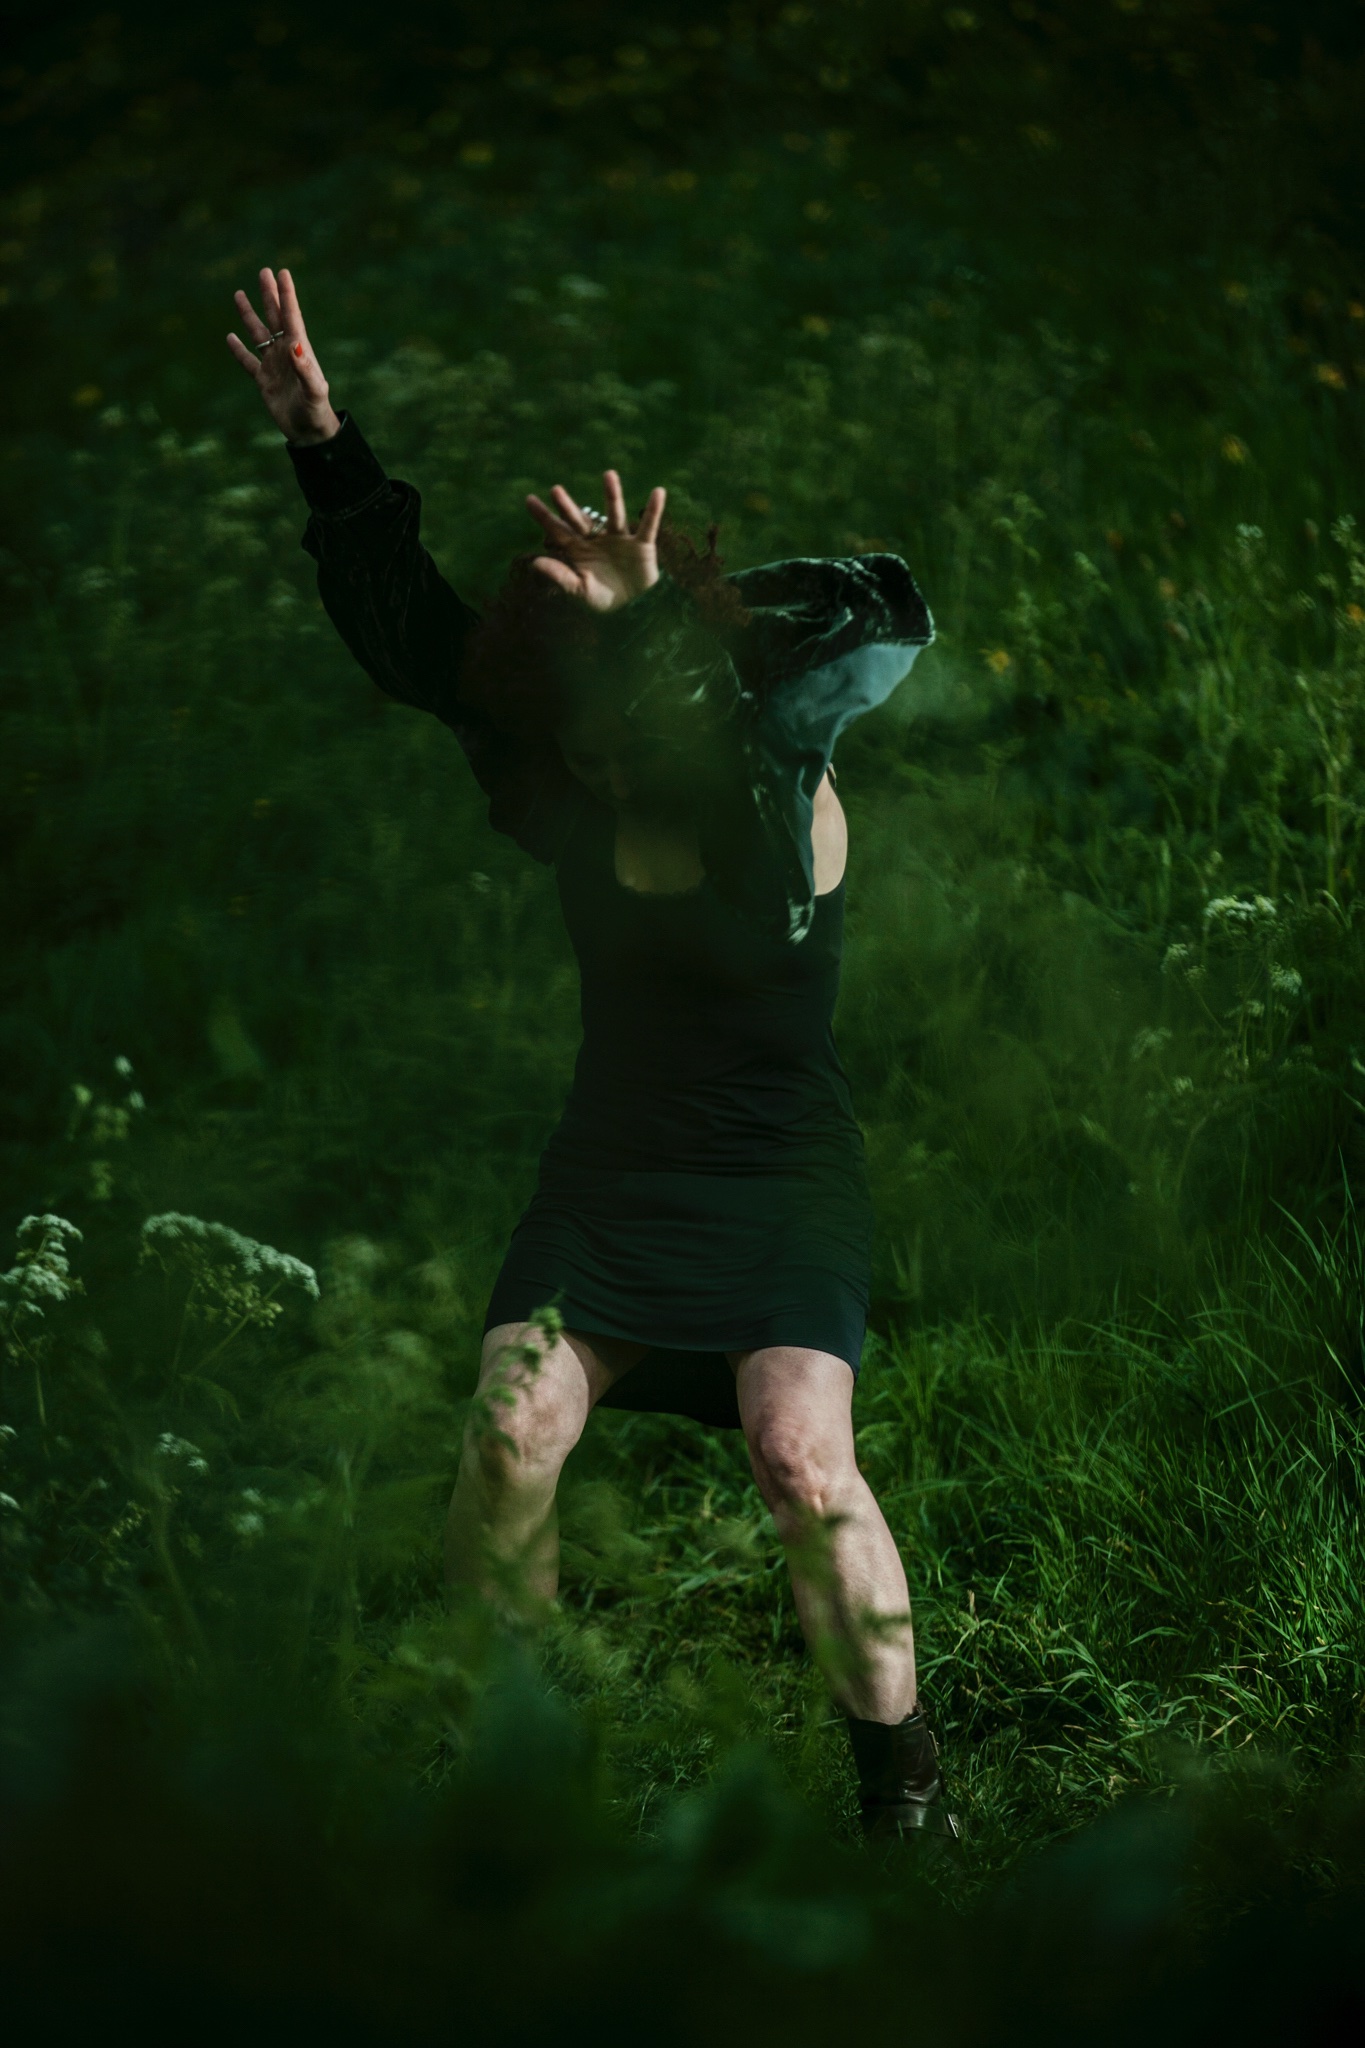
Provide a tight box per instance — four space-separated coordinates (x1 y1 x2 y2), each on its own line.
460 517 753 745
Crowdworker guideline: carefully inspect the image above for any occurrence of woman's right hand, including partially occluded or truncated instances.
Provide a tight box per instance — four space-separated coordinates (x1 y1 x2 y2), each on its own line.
226 267 342 447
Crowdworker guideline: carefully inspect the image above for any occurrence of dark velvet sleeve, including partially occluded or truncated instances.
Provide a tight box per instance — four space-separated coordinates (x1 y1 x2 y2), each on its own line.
288 413 580 865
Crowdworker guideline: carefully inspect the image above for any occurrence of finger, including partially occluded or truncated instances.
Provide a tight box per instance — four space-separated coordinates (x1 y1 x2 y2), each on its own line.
277 267 306 343
530 555 586 598
287 339 323 390
636 486 667 547
259 266 284 333
603 469 628 533
551 483 594 534
233 288 271 345
525 492 578 544
226 332 262 378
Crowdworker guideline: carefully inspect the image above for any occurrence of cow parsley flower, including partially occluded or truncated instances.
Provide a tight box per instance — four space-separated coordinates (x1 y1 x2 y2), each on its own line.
155 1432 209 1475
1203 894 1277 931
140 1213 319 1328
0 1215 84 1331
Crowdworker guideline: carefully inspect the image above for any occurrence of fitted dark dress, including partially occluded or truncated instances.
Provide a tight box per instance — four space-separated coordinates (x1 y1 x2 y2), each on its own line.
288 413 933 1429
485 795 872 1426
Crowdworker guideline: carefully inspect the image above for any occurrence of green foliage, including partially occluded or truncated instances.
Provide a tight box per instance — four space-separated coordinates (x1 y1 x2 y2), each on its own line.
4 2 1365 2031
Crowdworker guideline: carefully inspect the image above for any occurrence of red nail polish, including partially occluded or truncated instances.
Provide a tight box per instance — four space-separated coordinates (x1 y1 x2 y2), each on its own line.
294 342 303 357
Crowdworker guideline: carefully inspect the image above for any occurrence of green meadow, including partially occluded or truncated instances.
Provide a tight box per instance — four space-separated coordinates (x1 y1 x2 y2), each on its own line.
3 4 1365 2036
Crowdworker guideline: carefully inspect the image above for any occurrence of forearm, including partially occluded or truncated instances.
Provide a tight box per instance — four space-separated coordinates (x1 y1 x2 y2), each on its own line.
289 411 481 721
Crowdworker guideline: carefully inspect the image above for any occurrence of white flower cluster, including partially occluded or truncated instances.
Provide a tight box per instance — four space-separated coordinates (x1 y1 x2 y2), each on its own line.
154 1432 209 1475
1203 894 1278 931
231 1486 270 1538
1269 964 1304 998
139 1213 320 1299
1130 1026 1173 1062
0 1215 84 1326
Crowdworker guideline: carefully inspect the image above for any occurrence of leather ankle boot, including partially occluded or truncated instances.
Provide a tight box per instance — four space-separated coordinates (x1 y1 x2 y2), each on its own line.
845 1705 960 1843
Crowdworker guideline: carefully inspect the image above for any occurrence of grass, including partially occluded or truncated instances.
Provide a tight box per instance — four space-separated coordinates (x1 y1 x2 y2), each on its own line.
3 2 1365 2035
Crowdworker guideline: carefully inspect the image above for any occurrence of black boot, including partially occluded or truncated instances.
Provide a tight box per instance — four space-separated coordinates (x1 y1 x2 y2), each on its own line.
845 1706 960 1844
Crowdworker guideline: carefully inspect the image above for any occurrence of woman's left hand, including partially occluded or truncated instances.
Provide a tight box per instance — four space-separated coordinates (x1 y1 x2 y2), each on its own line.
524 469 665 612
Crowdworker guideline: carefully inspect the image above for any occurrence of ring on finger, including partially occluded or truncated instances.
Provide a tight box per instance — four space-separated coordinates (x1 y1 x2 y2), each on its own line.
254 329 288 353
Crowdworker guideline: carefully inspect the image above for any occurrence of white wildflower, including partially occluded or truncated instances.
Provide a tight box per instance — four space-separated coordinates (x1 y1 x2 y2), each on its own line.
1203 894 1277 931
1130 1026 1173 1061
0 1215 84 1327
113 1055 133 1078
231 1511 265 1538
140 1213 320 1300
1269 965 1303 998
1172 1076 1195 1096
155 1433 209 1475
1161 943 1192 976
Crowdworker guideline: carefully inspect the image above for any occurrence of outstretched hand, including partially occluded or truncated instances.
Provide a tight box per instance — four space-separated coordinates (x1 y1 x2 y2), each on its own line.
226 267 342 447
525 470 665 612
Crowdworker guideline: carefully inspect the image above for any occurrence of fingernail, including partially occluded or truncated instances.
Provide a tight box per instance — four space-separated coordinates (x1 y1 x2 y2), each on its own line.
294 343 303 357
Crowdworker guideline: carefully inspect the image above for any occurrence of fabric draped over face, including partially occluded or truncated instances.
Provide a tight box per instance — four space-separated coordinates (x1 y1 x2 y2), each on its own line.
571 552 935 943
290 410 934 947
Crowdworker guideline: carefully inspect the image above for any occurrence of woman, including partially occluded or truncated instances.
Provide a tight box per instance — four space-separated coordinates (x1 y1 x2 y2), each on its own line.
228 266 955 1844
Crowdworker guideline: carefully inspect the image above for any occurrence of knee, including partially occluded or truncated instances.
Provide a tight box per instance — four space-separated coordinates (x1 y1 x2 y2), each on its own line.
467 1345 582 1491
746 1418 847 1522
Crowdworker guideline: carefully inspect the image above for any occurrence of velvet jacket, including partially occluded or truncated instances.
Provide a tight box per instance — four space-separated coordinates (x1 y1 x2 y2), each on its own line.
289 412 934 943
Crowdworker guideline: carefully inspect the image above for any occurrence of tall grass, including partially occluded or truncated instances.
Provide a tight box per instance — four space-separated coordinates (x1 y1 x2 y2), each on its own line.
4 3 1365 2030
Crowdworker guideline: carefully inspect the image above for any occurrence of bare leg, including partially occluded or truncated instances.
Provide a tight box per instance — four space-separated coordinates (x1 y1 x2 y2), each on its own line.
445 1321 645 1620
730 1346 916 1723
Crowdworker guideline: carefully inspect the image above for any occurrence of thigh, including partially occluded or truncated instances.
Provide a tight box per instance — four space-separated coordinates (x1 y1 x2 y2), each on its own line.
481 1321 648 1414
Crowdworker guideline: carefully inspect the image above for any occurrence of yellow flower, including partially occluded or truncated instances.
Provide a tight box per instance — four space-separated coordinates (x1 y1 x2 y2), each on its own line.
1349 301 1365 321
800 313 831 336
984 648 1013 675
1220 434 1248 463
1345 603 1365 626
1315 362 1347 389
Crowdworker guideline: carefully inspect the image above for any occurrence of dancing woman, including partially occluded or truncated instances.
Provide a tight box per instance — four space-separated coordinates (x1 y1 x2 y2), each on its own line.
229 266 955 1843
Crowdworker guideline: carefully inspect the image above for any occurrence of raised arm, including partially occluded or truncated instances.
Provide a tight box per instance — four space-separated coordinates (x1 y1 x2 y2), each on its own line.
227 265 479 725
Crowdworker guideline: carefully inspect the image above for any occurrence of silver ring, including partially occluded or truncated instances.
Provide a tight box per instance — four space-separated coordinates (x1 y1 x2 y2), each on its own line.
254 330 287 353
580 507 610 531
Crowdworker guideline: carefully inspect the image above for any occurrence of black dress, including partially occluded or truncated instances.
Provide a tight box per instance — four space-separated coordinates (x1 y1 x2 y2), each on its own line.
288 414 934 1429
